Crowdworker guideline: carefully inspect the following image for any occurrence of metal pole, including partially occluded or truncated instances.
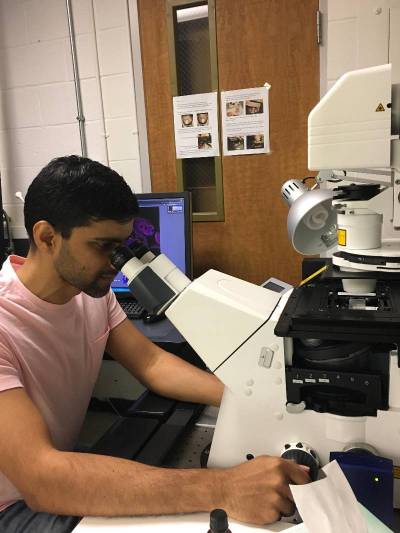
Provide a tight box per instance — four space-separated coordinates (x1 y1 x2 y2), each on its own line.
66 0 87 157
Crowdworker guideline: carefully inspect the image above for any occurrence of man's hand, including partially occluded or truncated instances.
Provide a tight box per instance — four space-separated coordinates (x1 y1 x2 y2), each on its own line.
219 456 310 525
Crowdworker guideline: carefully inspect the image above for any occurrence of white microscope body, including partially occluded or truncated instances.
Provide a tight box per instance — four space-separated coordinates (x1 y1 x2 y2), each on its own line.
165 64 400 506
112 63 400 509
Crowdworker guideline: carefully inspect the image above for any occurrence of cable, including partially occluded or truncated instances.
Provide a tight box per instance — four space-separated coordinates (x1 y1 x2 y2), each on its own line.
15 191 25 203
299 265 327 287
2 210 15 255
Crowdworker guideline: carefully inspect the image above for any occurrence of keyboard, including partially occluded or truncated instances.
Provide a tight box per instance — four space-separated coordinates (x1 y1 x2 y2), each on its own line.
120 299 146 320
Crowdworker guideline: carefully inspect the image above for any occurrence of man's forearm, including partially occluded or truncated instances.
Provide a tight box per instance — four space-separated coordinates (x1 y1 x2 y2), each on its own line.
107 320 223 407
144 349 224 407
30 450 225 517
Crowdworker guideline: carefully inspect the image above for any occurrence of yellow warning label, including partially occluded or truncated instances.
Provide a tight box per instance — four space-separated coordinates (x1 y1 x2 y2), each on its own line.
394 465 400 479
376 103 385 112
337 228 347 246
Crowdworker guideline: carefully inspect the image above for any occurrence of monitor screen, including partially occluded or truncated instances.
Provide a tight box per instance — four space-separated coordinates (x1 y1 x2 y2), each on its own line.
111 192 192 293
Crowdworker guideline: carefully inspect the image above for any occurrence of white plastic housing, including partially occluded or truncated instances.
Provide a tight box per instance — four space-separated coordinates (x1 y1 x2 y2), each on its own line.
149 254 191 293
120 256 146 280
308 64 392 170
337 211 383 250
165 269 281 371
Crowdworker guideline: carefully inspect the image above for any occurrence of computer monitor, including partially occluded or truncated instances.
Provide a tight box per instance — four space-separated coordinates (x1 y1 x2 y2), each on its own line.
111 192 193 295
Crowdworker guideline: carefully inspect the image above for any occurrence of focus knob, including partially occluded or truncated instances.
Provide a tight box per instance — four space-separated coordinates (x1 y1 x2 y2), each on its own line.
281 442 319 481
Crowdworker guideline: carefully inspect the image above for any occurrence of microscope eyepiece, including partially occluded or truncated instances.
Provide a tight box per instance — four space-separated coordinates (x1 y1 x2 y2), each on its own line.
128 242 151 260
109 242 190 317
110 245 134 271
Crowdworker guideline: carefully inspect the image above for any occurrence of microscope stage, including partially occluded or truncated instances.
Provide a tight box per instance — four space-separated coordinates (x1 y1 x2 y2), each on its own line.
275 277 400 344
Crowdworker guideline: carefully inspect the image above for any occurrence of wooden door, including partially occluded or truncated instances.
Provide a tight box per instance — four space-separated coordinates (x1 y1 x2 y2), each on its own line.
138 0 319 285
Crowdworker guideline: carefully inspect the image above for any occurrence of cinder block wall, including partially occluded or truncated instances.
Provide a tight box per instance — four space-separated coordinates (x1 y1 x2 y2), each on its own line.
323 0 399 91
0 0 142 239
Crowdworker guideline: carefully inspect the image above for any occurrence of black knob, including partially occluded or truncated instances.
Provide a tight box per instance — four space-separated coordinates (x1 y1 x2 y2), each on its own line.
281 447 319 481
209 509 230 533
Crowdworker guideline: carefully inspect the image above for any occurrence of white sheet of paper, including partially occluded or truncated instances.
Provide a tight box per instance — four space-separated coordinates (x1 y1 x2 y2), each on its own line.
221 85 270 156
290 461 369 533
173 92 220 159
285 504 393 533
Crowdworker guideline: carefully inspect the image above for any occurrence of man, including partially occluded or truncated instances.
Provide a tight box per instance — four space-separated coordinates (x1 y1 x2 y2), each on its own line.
0 156 309 532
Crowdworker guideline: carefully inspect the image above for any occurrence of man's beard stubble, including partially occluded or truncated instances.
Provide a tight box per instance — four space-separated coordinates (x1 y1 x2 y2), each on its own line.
54 243 112 298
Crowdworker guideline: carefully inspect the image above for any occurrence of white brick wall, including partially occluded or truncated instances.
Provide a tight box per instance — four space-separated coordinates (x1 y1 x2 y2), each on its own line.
323 0 400 92
0 0 143 238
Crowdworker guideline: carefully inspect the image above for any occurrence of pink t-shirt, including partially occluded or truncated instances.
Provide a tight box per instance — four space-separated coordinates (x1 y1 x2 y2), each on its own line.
0 256 126 512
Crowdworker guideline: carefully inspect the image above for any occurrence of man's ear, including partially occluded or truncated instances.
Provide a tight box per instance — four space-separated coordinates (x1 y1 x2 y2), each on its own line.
32 221 59 253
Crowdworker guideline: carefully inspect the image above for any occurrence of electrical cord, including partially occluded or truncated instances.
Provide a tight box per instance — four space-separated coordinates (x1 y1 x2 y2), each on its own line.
2 209 15 255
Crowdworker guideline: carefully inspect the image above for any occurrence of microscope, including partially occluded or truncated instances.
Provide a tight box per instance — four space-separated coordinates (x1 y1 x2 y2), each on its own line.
111 64 400 525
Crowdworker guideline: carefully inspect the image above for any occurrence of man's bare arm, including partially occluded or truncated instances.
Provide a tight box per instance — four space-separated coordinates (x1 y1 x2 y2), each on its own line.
0 388 309 524
0 388 222 516
106 319 224 407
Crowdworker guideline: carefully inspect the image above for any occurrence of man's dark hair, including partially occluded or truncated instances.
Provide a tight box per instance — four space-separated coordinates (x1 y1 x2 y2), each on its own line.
25 155 139 244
